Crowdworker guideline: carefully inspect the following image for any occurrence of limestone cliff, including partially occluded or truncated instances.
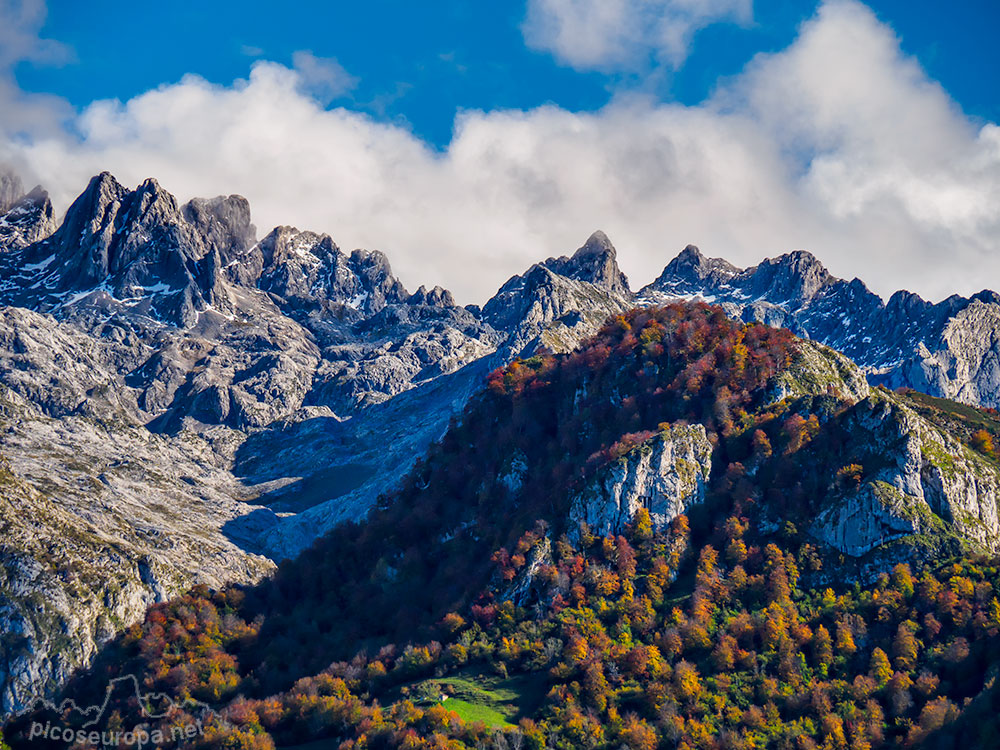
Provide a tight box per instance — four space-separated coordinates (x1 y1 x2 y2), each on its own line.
812 390 1000 557
569 424 713 538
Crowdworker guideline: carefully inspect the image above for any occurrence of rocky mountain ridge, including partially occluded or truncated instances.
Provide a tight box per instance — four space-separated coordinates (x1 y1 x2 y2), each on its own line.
641 244 1000 409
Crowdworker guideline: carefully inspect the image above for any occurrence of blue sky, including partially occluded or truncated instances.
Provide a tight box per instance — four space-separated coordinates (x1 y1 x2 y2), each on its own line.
1 0 999 304
17 1 1000 148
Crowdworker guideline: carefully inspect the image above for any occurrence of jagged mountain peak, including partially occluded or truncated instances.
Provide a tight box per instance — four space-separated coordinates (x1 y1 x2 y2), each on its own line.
885 288 930 317
480 232 633 357
61 170 127 229
59 174 251 258
348 246 398 278
135 175 166 194
650 244 740 292
1 174 256 325
120 177 186 229
231 225 410 316
22 185 48 203
674 243 703 261
576 229 614 256
539 230 631 295
2 171 463 329
409 284 455 308
756 248 828 277
80 170 128 204
743 249 832 303
650 245 833 304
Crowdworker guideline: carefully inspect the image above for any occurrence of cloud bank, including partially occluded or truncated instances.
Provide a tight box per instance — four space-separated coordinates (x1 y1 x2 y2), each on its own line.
522 0 753 71
1 0 998 305
0 0 72 139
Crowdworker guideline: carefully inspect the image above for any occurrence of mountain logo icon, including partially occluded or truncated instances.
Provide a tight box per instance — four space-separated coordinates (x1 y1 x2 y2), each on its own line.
25 675 215 746
29 674 210 728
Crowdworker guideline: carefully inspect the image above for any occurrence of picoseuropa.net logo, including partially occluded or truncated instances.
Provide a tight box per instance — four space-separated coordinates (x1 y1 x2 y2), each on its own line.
24 675 213 748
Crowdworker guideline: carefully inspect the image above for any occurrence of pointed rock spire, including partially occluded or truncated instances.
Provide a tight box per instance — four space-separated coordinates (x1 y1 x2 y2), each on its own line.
41 171 128 287
575 229 614 256
645 244 739 295
542 230 631 295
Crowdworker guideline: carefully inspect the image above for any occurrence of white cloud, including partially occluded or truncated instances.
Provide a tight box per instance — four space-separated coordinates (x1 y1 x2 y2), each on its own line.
522 0 752 71
0 0 71 68
1 0 998 306
291 50 357 104
0 0 73 144
728 0 1000 295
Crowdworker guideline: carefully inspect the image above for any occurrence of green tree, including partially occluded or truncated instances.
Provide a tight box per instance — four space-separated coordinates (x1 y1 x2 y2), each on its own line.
813 624 834 671
891 622 919 671
870 648 892 688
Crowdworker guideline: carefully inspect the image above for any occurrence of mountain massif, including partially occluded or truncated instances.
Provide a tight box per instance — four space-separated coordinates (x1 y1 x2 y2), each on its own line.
2 169 1000 748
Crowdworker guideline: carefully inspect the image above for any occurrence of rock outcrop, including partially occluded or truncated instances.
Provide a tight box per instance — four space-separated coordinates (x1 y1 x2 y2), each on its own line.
0 187 56 252
771 339 871 405
569 424 713 538
811 390 1000 557
0 392 273 715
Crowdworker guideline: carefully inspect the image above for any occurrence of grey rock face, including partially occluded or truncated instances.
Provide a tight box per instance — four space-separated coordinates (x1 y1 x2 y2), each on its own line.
0 187 56 251
0 169 24 215
882 300 1000 407
182 195 257 265
500 536 553 607
642 245 1000 409
811 390 1000 557
0 389 274 716
569 424 713 539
